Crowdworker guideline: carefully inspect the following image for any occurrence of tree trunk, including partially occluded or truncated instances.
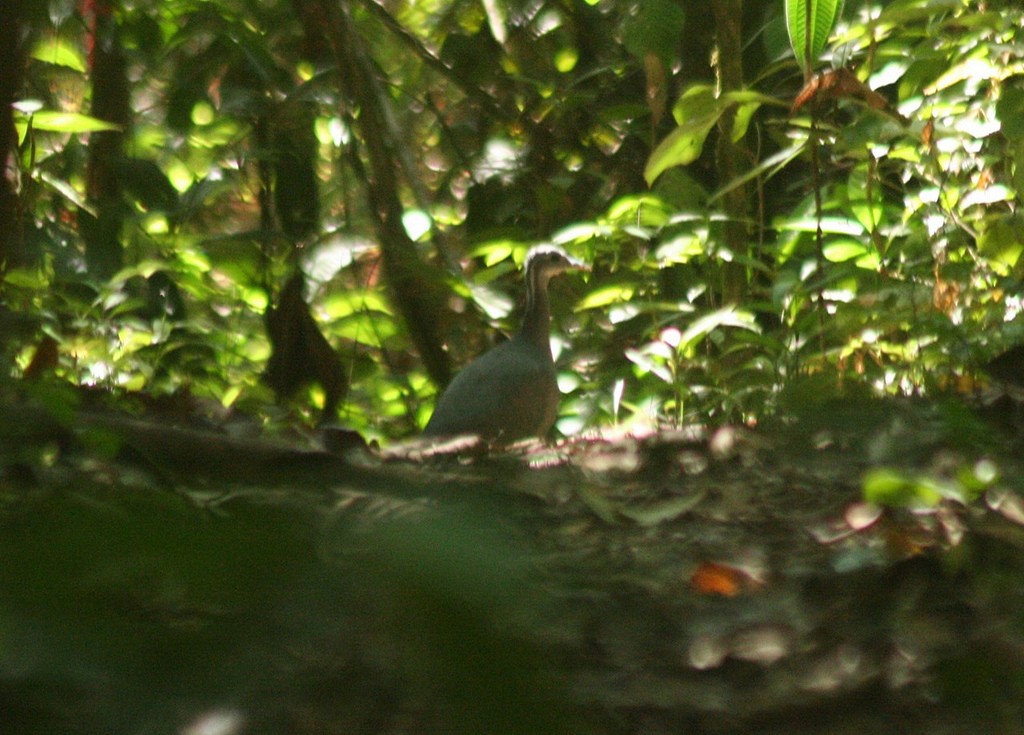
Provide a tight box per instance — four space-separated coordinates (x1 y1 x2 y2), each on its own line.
292 0 452 388
0 0 29 273
82 0 130 281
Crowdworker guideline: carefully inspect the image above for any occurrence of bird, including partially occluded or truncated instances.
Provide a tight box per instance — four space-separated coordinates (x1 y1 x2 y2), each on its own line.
423 245 587 444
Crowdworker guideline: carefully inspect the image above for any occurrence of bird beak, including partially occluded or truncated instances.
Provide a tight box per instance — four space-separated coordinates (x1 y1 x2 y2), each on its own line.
567 254 590 273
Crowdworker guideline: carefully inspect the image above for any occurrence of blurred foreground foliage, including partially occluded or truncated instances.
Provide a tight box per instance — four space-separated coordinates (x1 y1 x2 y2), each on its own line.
3 392 1024 733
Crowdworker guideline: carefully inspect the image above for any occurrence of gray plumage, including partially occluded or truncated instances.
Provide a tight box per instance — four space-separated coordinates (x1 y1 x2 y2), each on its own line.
423 245 586 443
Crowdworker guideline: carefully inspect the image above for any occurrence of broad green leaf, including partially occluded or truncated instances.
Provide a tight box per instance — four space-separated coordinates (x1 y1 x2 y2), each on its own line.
624 346 674 384
786 0 843 73
24 111 121 133
876 0 961 26
39 171 94 214
731 101 761 142
655 234 704 264
606 194 672 227
31 37 86 71
2 266 50 289
577 284 636 310
775 216 865 236
925 55 998 95
822 240 867 263
978 215 1024 274
679 307 760 352
721 90 788 107
470 240 521 266
822 239 881 271
553 222 612 244
322 290 393 319
468 282 514 320
110 260 174 284
331 312 400 346
720 90 787 143
862 468 942 508
645 86 722 185
670 84 719 127
845 167 885 233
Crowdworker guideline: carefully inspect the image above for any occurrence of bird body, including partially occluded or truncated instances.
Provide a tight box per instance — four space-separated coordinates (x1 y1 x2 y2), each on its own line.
423 245 586 444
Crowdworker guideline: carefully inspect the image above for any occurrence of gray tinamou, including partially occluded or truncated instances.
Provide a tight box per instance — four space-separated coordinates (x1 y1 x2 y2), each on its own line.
423 245 586 443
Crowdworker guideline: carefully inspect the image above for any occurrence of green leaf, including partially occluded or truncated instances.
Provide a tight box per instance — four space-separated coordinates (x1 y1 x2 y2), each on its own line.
24 111 121 133
620 0 686 64
624 346 674 384
774 216 865 236
786 0 844 72
978 215 1024 274
731 101 761 142
322 290 393 319
862 468 942 508
645 86 722 185
577 284 636 310
1 266 50 289
606 194 672 227
679 307 760 352
997 76 1024 141
669 84 719 128
719 90 786 143
30 37 87 72
39 171 95 215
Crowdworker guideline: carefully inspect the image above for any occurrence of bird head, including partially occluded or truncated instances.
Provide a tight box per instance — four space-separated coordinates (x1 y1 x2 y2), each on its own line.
524 245 589 287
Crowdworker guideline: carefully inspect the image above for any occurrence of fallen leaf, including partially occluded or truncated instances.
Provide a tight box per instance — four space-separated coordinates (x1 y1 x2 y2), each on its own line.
691 561 745 597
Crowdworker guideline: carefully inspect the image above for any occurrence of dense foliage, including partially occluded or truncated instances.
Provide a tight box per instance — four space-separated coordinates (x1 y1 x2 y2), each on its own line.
2 0 1024 441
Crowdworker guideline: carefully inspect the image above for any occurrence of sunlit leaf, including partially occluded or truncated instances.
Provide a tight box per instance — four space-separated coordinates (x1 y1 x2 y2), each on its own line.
606 194 672 226
552 223 611 244
862 468 942 508
731 101 761 142
679 307 760 352
31 37 87 71
721 90 786 143
775 216 865 236
38 171 94 214
23 111 121 133
322 290 393 319
925 56 998 95
821 240 860 263
978 215 1024 273
655 234 704 263
624 347 674 383
470 240 521 267
577 284 636 310
645 85 722 185
468 282 514 320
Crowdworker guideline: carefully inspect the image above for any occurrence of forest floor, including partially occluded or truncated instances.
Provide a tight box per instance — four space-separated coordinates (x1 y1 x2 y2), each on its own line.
2 386 1024 735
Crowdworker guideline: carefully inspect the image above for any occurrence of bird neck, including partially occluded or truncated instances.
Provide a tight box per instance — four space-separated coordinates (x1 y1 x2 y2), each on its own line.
518 268 553 355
